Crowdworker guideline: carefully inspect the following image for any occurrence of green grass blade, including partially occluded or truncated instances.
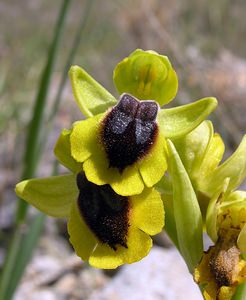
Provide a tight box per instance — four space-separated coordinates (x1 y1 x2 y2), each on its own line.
0 1 71 298
16 0 72 224
0 230 22 300
37 0 95 156
5 214 46 300
48 0 95 123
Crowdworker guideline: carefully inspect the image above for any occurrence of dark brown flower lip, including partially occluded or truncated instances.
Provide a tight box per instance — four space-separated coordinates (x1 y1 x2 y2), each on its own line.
76 172 130 250
100 93 159 172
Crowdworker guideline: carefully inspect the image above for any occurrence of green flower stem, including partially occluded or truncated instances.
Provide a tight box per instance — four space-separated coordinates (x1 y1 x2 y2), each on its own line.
232 283 246 300
232 254 246 300
16 0 71 224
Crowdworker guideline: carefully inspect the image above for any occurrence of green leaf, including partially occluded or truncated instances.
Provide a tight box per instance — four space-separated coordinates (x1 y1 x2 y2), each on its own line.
206 178 230 242
198 132 225 178
173 121 213 180
161 194 179 249
113 49 178 106
232 281 246 300
167 140 203 272
69 65 117 117
238 224 246 254
155 174 173 195
199 135 246 197
158 97 218 139
15 174 77 218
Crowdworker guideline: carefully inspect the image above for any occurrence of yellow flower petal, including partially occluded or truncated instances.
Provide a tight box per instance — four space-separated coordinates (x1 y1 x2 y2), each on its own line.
70 113 104 163
110 166 144 196
84 146 144 196
54 129 82 172
89 225 152 269
138 131 167 187
15 174 77 218
131 188 164 235
82 144 110 185
89 243 123 269
68 202 97 261
218 286 236 300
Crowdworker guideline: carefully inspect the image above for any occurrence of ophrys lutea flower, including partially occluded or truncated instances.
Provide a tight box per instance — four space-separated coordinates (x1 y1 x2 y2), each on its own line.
70 93 167 196
69 49 218 196
15 134 164 269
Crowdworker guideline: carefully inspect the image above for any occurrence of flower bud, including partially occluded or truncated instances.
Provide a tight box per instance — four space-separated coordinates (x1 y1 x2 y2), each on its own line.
113 49 178 106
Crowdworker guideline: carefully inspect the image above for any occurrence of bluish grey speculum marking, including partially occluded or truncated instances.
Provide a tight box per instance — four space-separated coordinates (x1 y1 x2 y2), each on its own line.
76 172 130 250
101 93 159 172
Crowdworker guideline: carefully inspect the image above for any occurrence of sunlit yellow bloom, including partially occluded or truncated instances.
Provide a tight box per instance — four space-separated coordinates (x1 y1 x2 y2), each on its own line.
70 94 167 196
15 130 164 269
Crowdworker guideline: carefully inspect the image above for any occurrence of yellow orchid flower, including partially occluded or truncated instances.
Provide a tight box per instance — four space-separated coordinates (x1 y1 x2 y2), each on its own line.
15 130 164 269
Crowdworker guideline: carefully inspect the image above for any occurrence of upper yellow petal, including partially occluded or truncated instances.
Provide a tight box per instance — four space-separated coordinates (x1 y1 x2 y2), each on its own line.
110 165 144 196
83 146 144 196
70 113 104 163
138 131 167 187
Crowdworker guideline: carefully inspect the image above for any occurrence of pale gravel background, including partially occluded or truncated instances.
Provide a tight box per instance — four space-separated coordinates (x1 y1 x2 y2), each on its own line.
15 240 202 300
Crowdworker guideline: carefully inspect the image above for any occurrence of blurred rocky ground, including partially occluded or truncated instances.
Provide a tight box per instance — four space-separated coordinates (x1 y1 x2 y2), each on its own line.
14 231 202 300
